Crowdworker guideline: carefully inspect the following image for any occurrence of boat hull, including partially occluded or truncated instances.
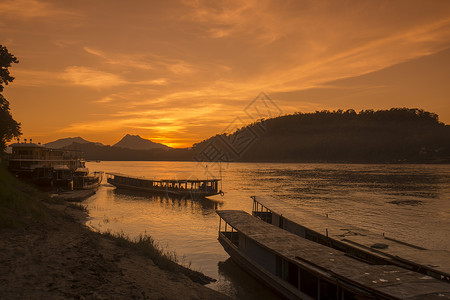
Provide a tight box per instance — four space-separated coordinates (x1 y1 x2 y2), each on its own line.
73 172 102 190
107 180 219 197
218 233 312 300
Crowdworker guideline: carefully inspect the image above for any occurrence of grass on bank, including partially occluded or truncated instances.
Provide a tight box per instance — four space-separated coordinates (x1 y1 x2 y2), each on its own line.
0 163 46 228
101 231 215 285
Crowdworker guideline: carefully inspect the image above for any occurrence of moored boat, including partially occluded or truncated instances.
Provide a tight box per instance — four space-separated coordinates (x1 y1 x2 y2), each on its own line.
7 141 84 179
52 165 73 189
217 210 450 300
7 140 101 191
251 195 450 283
73 168 103 190
106 173 222 197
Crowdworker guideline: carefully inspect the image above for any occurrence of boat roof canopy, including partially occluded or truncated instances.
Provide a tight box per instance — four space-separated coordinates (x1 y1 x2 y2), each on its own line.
106 172 220 182
160 179 220 183
251 195 450 279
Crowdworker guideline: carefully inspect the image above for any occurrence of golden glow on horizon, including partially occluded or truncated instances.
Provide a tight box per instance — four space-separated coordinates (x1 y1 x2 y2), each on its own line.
2 0 450 147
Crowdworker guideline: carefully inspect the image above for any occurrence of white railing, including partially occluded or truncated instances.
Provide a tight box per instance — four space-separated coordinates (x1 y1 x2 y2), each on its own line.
10 155 81 160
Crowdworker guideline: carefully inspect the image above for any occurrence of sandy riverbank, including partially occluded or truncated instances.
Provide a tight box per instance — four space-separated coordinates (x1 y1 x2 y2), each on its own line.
0 192 230 299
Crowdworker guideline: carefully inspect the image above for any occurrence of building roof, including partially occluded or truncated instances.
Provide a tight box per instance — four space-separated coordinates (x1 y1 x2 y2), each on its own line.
8 142 45 148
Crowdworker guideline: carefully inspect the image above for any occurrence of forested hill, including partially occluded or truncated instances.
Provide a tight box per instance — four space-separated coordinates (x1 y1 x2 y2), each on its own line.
66 108 450 163
192 108 450 163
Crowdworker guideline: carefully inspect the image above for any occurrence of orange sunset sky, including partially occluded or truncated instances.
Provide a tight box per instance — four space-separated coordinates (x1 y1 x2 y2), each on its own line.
1 0 450 148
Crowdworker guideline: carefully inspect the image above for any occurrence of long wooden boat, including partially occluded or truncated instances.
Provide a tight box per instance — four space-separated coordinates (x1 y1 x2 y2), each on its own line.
217 210 450 300
106 173 222 197
251 195 450 283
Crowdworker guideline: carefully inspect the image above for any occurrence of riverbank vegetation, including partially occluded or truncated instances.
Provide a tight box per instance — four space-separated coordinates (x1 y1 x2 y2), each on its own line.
100 231 214 285
0 163 45 228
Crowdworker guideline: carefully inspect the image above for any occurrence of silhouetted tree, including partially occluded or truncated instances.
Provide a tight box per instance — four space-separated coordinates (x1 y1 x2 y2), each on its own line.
0 45 21 152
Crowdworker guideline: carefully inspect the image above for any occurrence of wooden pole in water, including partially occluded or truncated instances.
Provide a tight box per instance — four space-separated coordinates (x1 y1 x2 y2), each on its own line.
219 161 223 191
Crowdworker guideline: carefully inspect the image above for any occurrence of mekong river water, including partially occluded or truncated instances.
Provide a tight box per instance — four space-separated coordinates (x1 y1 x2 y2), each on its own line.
84 161 450 299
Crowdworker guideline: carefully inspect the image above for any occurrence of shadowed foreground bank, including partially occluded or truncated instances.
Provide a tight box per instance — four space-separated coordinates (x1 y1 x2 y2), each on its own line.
0 165 229 299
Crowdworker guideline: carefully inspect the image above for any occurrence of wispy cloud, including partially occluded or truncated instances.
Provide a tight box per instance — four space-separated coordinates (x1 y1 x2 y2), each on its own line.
94 96 114 104
83 47 154 70
12 69 65 87
62 66 125 88
134 78 168 86
14 66 169 89
83 46 198 76
0 0 75 19
276 17 450 92
182 0 283 44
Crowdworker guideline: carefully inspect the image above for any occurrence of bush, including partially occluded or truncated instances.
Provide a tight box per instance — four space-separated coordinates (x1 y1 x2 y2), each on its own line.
0 163 45 228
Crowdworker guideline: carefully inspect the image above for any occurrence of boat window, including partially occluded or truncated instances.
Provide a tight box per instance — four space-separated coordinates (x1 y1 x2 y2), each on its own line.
275 255 282 277
319 279 338 300
287 261 299 288
279 215 284 229
220 221 239 247
342 289 360 300
299 268 318 299
252 202 273 223
230 227 239 247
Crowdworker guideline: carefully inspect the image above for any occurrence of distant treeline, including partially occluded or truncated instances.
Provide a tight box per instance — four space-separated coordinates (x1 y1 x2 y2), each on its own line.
67 108 450 163
64 142 191 161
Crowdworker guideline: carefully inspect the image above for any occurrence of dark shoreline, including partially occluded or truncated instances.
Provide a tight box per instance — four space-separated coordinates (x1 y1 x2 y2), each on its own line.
89 159 450 164
0 166 229 299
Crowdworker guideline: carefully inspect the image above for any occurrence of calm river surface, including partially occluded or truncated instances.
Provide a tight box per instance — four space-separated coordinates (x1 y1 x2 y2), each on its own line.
84 161 450 299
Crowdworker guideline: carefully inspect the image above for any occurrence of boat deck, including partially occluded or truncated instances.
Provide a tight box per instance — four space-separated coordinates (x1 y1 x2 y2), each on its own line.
106 172 221 184
217 210 450 299
252 195 450 281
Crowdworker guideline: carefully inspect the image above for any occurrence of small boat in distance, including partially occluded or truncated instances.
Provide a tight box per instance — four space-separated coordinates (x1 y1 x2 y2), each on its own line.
106 173 223 198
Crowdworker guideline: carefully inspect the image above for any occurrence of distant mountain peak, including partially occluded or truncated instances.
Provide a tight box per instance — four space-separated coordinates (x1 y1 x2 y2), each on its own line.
113 134 170 150
45 137 103 149
124 134 142 139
